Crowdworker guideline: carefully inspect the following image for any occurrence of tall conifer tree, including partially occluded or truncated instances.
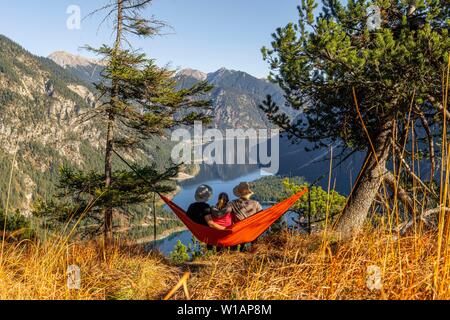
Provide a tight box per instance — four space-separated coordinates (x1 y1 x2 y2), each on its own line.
261 0 450 237
68 0 212 242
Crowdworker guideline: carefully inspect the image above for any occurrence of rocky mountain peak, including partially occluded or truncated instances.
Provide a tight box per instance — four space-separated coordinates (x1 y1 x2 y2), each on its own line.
48 51 104 69
206 67 252 84
48 51 105 85
176 68 207 81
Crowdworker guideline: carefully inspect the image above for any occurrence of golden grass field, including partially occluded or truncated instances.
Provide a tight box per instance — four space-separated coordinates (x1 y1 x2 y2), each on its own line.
186 229 446 300
0 240 179 300
1 225 450 300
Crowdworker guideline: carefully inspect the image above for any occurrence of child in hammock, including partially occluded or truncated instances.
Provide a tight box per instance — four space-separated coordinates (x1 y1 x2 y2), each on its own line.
204 192 233 230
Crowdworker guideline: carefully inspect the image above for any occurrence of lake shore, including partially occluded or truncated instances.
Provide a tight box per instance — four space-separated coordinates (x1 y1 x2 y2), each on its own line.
134 226 188 244
132 165 200 244
172 164 200 181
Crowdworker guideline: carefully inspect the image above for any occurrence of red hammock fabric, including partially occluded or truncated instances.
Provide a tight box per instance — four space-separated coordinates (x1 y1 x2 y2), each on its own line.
160 188 308 247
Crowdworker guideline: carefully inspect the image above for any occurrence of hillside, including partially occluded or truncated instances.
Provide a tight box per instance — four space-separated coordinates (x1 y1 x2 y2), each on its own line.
0 35 106 214
0 35 177 215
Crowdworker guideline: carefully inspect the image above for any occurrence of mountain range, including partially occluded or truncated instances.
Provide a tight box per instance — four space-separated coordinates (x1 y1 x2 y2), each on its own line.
48 51 296 129
0 34 298 214
0 35 107 214
45 52 362 194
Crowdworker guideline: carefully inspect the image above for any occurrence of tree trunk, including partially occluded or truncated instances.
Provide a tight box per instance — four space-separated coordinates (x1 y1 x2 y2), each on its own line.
333 129 391 238
384 170 414 213
104 0 123 245
104 111 115 244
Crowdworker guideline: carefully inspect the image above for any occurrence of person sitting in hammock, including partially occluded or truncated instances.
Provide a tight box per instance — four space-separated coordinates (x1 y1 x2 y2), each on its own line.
204 192 233 230
186 184 212 226
224 182 262 252
228 182 262 222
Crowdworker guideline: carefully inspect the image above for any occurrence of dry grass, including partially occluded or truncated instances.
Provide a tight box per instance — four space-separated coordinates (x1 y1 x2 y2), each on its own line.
2 227 450 300
0 239 179 300
184 229 450 300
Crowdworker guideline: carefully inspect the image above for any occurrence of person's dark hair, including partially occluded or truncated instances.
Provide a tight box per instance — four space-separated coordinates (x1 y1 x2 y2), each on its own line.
216 192 229 210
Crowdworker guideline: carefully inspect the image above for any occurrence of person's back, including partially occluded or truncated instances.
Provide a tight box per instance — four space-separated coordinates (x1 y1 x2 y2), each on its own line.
228 198 262 222
186 184 213 226
205 192 233 229
186 202 211 226
228 182 262 222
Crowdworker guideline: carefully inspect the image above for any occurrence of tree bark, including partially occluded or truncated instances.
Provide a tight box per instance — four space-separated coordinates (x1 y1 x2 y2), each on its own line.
104 112 115 244
384 170 414 213
104 0 124 245
333 128 391 238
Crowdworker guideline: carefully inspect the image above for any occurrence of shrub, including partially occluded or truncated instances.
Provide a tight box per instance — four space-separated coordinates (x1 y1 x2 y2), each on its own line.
169 240 190 264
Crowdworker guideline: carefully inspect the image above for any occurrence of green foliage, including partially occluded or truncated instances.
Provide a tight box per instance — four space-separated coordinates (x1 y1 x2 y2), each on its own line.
87 45 213 142
0 209 28 231
57 165 176 207
169 237 219 263
84 0 214 147
283 178 347 223
0 209 35 240
187 236 212 259
169 240 190 264
251 175 304 233
251 175 305 202
126 211 184 240
260 0 450 224
251 174 346 224
34 164 178 231
250 175 345 229
66 0 214 240
261 0 450 152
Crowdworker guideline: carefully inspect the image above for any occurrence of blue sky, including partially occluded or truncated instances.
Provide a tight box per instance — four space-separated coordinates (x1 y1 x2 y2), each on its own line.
0 0 301 78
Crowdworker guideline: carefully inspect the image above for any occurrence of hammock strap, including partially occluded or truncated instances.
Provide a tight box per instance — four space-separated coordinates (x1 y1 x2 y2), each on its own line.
112 148 163 197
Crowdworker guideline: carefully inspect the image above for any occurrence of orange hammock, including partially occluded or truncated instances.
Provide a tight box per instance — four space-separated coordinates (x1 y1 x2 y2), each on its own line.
160 188 308 247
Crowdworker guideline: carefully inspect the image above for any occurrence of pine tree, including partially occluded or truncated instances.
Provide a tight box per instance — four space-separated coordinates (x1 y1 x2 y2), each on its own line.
261 0 450 238
282 178 346 227
65 0 212 243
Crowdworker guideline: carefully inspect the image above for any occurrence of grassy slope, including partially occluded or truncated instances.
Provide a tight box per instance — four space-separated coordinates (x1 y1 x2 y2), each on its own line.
0 240 179 300
1 226 448 300
183 230 442 300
